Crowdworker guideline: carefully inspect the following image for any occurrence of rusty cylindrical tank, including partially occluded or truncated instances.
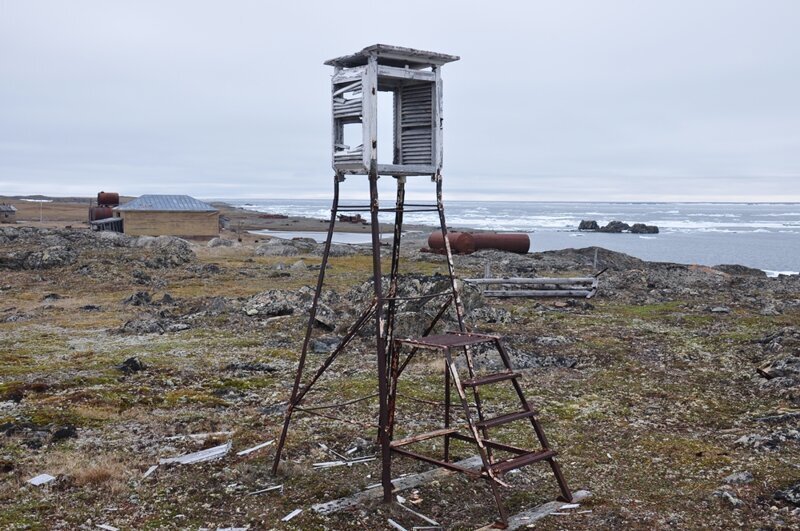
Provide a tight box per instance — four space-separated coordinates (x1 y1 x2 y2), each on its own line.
427 231 476 254
471 233 530 253
428 231 530 254
89 206 113 221
97 191 120 206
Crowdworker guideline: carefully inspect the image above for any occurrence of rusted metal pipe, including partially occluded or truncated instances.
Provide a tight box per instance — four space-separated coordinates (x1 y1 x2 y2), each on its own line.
427 231 475 254
428 231 530 254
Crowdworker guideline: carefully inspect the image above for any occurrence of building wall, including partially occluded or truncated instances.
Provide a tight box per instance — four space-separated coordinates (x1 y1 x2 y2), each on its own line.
0 211 16 224
119 210 219 237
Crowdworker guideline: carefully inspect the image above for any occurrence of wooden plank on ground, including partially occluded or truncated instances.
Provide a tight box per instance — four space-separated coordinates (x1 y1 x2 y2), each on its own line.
480 489 591 531
311 456 482 515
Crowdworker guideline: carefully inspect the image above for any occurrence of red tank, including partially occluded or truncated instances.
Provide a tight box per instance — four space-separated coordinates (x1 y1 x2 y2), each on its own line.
97 192 120 206
427 231 530 254
89 206 113 221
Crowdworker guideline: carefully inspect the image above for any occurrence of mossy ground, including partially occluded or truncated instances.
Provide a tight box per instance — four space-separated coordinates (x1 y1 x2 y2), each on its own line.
1 243 798 530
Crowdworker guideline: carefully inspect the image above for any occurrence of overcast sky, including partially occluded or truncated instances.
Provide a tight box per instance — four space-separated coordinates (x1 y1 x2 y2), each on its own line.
1 0 799 201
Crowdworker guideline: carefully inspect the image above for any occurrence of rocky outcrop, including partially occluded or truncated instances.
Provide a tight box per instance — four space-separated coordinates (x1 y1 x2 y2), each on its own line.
576 220 659 234
598 220 631 233
254 236 368 257
0 227 194 271
630 223 659 234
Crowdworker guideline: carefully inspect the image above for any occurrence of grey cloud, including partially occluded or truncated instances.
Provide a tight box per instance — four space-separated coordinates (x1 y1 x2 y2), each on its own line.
1 0 798 200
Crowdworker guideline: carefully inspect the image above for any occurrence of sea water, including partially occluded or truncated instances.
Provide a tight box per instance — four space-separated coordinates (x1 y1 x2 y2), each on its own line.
225 199 800 274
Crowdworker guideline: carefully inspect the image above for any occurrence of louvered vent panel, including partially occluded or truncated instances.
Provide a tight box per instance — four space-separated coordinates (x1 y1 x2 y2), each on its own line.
332 80 363 119
333 80 363 163
400 84 433 165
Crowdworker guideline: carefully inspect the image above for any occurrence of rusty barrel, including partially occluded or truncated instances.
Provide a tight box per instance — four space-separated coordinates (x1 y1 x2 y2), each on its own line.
97 191 120 206
427 231 476 254
428 231 530 254
89 206 113 221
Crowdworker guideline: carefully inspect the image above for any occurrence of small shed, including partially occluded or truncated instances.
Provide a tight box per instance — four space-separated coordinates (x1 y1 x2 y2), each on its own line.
0 204 17 223
113 195 219 237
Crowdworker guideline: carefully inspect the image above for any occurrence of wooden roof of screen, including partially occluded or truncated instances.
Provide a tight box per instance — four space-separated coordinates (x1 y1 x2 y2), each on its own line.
324 44 460 69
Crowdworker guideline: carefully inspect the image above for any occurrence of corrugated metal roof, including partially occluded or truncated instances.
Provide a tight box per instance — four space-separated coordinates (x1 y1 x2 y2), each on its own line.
114 195 217 212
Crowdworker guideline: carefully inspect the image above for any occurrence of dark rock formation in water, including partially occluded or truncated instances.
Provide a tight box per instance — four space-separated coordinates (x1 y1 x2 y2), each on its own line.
578 220 660 234
598 220 631 233
630 223 659 234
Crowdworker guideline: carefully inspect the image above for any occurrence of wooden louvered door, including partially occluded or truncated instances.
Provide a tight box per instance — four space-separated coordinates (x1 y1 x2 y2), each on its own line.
396 83 434 166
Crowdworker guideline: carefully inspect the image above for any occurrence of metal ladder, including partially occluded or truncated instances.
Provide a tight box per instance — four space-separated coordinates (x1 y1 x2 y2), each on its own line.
270 173 572 528
390 331 573 527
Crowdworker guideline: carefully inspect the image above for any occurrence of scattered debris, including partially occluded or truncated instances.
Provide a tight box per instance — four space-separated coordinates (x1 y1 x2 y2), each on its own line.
143 465 158 478
159 442 232 465
28 473 56 486
496 490 591 530
165 431 234 442
388 518 408 531
312 456 376 468
318 442 348 461
313 457 483 515
249 484 283 496
710 306 730 314
281 509 302 522
236 439 274 456
397 499 440 526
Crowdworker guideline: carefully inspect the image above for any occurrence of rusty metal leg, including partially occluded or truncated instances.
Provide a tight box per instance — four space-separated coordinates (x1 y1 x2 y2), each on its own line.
272 174 342 475
548 457 574 502
434 174 466 332
385 177 406 439
444 358 451 462
368 169 392 504
387 338 401 441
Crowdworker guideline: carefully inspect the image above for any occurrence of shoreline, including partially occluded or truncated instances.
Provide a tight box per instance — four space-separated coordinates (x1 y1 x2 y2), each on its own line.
2 195 798 274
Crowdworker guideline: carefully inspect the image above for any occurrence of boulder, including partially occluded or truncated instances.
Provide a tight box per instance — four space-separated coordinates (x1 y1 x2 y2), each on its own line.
254 238 308 256
578 220 599 231
775 482 800 506
724 471 754 485
123 291 152 306
118 357 146 373
598 221 631 233
630 223 659 234
207 237 235 248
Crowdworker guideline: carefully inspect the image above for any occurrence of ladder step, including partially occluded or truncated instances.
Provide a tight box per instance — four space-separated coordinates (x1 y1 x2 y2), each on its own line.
462 372 520 387
475 408 537 429
489 449 557 475
390 427 459 448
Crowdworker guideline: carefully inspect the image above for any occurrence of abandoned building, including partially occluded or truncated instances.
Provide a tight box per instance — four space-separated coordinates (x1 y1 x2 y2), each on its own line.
0 204 17 223
112 194 219 238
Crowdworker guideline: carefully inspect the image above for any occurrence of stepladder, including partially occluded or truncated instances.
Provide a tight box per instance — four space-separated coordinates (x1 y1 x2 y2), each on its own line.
270 173 573 528
389 331 573 527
